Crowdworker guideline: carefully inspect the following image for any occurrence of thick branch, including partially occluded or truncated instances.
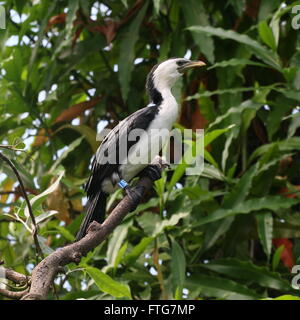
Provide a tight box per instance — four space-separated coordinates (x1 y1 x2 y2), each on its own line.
22 156 167 300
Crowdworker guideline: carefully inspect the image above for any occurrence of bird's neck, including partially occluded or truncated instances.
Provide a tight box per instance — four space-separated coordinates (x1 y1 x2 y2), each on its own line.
147 79 177 108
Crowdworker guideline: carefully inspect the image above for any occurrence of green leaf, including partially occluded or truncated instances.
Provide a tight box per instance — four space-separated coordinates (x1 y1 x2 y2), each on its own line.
171 239 186 294
106 220 132 268
202 258 291 291
121 0 128 8
124 237 154 266
114 241 128 270
204 125 235 147
118 3 148 101
24 170 65 219
256 211 273 259
287 112 300 138
86 267 131 299
258 21 277 51
49 137 83 173
138 212 189 237
35 211 58 225
187 85 279 100
222 131 234 172
264 295 300 300
54 225 75 241
224 164 258 208
249 137 300 162
204 165 258 250
208 100 262 129
153 0 161 15
201 164 226 181
208 58 268 70
272 245 285 271
55 124 99 153
153 212 189 236
186 274 261 300
188 25 280 69
181 0 214 63
195 196 299 227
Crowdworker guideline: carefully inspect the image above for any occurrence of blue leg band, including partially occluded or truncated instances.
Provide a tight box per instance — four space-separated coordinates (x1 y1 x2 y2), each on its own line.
118 179 128 189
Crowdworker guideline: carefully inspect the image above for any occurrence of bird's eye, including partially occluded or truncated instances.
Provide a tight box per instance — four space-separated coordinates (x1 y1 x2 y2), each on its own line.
176 60 188 67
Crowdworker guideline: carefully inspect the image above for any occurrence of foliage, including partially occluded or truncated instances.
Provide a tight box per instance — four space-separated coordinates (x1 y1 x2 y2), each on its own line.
1 0 300 300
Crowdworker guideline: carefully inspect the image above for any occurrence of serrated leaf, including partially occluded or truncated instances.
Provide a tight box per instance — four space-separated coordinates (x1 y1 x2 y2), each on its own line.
195 196 299 227
204 125 235 147
208 58 268 70
188 25 280 69
202 258 291 291
186 274 261 300
187 85 279 100
223 164 258 207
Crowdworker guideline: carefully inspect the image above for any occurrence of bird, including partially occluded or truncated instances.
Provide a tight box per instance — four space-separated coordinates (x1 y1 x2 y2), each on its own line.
75 57 206 241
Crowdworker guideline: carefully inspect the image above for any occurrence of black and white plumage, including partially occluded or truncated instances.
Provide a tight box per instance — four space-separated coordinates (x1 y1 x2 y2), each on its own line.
76 58 206 241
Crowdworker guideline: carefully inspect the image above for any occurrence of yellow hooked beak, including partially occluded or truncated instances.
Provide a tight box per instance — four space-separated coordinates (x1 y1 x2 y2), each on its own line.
181 60 206 71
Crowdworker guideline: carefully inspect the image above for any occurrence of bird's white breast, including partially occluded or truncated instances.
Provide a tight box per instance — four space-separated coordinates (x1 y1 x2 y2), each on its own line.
121 94 178 181
102 92 179 194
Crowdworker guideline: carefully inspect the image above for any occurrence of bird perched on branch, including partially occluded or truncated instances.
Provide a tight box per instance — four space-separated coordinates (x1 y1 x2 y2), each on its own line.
76 58 206 241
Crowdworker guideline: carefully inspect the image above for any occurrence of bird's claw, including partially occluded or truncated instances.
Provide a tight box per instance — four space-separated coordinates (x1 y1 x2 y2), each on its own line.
125 185 145 211
140 164 165 181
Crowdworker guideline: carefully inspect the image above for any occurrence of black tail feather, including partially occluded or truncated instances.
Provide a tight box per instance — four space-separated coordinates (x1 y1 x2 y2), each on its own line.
75 192 107 241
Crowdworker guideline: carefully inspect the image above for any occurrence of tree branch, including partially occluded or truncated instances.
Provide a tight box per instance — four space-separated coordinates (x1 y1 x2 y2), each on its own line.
21 156 167 300
5 268 30 285
0 267 30 299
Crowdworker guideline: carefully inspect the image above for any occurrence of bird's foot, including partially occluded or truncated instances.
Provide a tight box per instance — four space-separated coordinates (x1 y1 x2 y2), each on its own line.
140 160 170 181
125 185 145 211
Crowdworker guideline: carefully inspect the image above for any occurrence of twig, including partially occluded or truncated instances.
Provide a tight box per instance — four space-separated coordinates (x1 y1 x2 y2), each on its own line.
5 268 30 285
0 267 30 299
21 156 168 300
0 288 29 299
0 145 26 152
0 153 44 261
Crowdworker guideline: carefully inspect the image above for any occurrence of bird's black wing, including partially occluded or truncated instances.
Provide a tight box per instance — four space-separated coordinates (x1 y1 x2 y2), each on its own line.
85 105 159 198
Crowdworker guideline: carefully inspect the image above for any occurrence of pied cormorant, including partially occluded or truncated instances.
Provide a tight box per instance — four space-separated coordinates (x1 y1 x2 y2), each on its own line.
76 58 206 241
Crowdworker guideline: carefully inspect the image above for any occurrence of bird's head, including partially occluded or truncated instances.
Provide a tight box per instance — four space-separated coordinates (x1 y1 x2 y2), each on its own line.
146 58 206 103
